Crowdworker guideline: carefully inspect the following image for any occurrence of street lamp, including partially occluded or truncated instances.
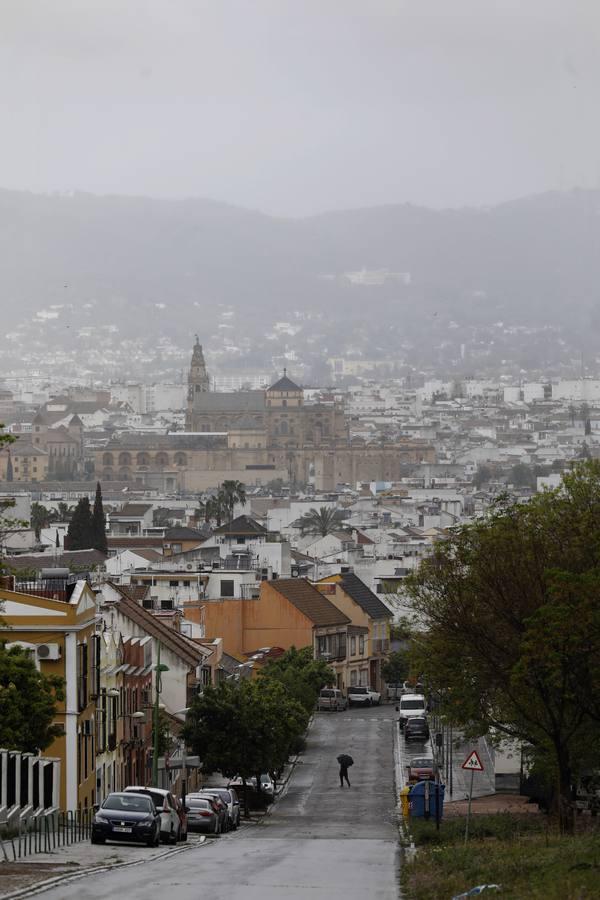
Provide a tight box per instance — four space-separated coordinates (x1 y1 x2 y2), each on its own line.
174 707 190 808
152 642 170 786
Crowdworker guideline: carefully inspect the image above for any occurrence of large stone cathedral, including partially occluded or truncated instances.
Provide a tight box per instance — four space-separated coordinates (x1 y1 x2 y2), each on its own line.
185 337 348 450
95 339 435 491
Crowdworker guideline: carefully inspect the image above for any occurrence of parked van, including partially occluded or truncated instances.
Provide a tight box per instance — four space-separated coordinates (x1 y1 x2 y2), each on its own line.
317 688 347 711
398 693 427 729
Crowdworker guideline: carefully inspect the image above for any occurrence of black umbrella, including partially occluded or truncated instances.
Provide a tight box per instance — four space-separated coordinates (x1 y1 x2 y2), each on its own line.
337 754 354 767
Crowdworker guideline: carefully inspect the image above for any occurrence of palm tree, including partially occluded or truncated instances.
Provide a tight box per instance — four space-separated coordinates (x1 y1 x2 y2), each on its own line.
30 503 50 541
204 495 226 528
298 506 346 537
221 480 247 522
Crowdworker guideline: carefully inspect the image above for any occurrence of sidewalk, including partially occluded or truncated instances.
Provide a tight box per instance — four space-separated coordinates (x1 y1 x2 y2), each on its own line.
0 835 205 899
444 794 541 817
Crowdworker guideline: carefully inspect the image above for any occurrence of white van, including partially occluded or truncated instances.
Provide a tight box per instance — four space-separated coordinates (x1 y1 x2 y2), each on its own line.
398 693 427 729
317 688 347 711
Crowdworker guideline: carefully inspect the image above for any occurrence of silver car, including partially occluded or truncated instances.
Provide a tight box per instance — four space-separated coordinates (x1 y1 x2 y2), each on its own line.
186 796 221 834
123 785 181 843
202 787 241 830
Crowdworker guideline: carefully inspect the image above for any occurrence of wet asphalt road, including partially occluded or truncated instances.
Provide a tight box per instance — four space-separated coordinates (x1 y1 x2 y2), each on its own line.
39 705 400 900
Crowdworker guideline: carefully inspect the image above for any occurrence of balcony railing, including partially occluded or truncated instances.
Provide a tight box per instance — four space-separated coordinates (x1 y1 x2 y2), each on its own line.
315 650 346 662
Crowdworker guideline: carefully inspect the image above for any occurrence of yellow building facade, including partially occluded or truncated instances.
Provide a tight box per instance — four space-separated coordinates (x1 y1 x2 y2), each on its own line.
0 580 98 811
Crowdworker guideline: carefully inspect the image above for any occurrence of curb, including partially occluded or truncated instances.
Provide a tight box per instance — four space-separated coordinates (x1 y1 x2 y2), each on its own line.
257 713 315 822
0 836 206 900
393 717 414 848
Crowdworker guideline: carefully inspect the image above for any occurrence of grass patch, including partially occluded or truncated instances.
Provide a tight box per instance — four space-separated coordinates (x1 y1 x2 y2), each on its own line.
403 815 600 899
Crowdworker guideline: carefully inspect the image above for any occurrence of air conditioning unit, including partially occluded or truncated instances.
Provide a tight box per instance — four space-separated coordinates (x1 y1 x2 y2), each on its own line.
186 564 194 571
36 643 61 661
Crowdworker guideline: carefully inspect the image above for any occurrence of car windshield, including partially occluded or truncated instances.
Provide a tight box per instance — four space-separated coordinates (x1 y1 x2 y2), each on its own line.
407 718 427 726
103 794 152 813
188 799 210 809
215 790 231 802
402 700 424 709
320 690 334 697
128 789 164 808
351 687 367 694
411 758 433 767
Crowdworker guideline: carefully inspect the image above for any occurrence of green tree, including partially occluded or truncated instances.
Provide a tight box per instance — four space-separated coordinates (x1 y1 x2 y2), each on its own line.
57 502 74 522
183 679 307 816
0 429 21 566
91 482 108 553
381 650 409 686
0 643 65 752
260 646 334 713
30 503 51 541
221 480 247 523
153 708 174 759
507 462 536 489
298 506 346 537
200 494 227 527
153 507 173 528
406 461 600 834
66 497 94 550
473 465 492 489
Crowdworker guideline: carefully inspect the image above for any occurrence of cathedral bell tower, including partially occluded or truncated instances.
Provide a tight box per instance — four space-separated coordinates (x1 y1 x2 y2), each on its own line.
186 335 210 430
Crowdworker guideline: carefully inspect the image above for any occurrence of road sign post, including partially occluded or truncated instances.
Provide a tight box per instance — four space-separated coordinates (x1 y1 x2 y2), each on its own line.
462 750 484 844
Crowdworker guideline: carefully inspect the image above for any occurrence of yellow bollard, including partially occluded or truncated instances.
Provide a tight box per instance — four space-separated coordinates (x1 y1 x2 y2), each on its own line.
400 785 411 818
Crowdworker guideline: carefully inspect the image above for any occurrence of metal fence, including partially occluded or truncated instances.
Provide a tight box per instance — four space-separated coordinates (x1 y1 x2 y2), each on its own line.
0 809 93 861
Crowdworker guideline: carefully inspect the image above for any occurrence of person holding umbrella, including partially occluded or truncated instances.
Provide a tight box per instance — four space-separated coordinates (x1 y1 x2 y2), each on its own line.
337 753 353 788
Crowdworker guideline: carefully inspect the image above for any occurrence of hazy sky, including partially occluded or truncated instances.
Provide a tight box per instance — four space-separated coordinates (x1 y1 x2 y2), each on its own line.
1 0 599 216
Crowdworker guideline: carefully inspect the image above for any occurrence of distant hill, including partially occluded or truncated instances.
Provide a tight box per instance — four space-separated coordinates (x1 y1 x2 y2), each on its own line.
1 187 599 346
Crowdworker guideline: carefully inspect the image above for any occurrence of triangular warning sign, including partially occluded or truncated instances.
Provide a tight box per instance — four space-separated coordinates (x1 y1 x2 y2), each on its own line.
462 750 484 771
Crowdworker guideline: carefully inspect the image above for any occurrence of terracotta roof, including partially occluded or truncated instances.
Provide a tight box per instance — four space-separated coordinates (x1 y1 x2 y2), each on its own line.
11 442 48 457
339 573 391 620
269 578 350 627
164 526 205 541
112 503 153 517
213 515 267 537
107 537 165 549
126 548 163 562
109 588 209 667
115 584 150 604
5 549 106 571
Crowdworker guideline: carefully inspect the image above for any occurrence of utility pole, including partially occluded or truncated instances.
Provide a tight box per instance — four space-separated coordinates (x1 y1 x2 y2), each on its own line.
152 642 169 786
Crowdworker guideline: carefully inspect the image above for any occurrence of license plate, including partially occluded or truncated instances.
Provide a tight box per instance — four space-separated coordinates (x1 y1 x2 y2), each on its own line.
113 826 132 833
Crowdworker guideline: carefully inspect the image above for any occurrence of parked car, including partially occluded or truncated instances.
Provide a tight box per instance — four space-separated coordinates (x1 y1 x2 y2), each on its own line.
192 791 229 832
91 792 160 847
201 787 241 830
123 786 182 844
228 773 275 806
317 688 347 711
404 716 430 743
398 693 427 729
258 773 274 800
407 756 435 784
186 796 221 834
173 795 188 841
348 686 381 707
